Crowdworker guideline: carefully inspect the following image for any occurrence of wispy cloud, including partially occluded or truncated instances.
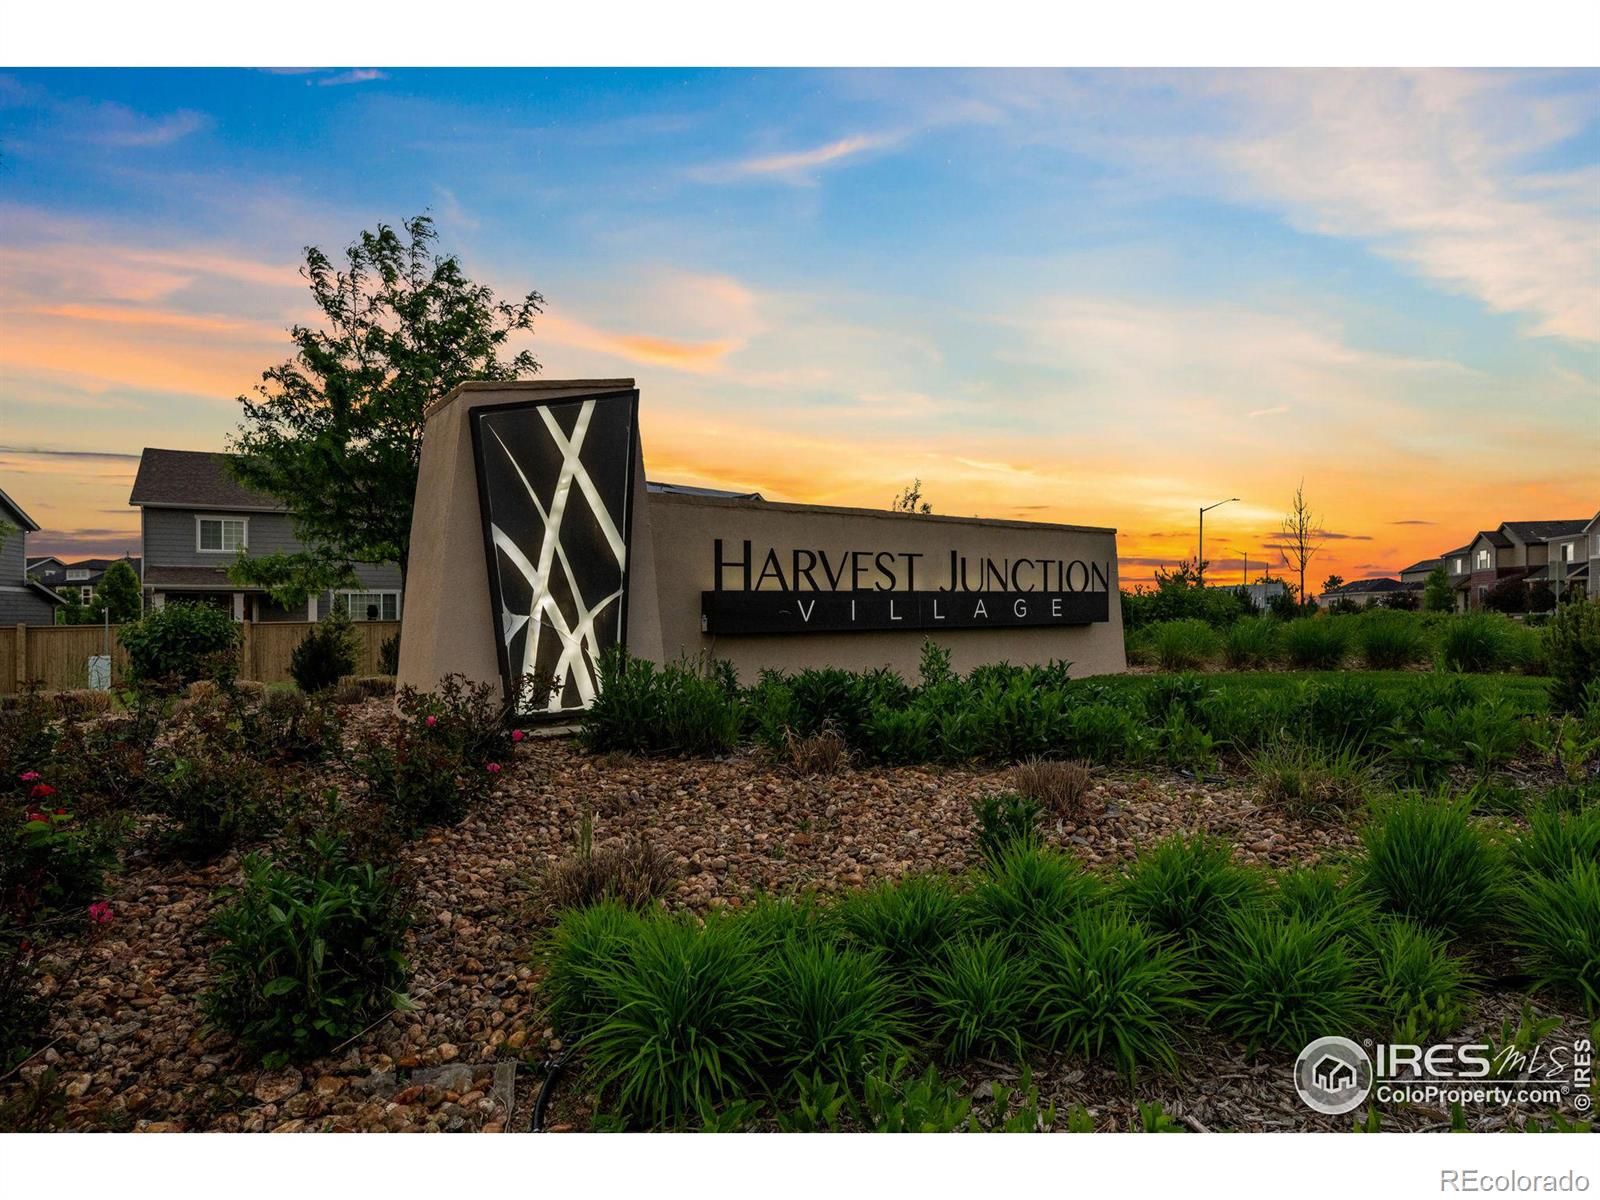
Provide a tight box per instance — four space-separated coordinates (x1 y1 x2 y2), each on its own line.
1248 404 1289 418
77 102 209 147
692 132 895 184
1391 519 1435 525
318 69 387 87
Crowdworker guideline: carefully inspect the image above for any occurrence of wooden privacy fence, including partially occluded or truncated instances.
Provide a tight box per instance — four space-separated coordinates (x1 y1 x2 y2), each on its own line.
2 621 401 693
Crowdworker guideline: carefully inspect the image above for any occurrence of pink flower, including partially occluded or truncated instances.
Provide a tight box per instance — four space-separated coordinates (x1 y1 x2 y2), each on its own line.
18 771 40 783
485 762 502 775
425 716 438 727
88 902 113 926
511 729 525 744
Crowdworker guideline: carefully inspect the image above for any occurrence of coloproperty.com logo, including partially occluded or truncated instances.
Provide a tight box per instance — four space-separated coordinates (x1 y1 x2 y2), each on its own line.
1294 1034 1594 1117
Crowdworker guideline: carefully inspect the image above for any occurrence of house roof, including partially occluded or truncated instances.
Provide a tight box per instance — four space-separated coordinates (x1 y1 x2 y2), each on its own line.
143 564 256 590
1472 529 1513 549
26 555 63 569
1501 519 1590 543
646 481 765 502
1328 577 1405 594
129 449 284 511
32 557 142 583
27 579 65 606
0 485 41 532
1397 558 1440 575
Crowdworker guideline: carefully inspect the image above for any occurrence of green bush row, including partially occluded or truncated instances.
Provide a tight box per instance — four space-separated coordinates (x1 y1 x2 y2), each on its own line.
540 799 1599 1129
1128 610 1548 674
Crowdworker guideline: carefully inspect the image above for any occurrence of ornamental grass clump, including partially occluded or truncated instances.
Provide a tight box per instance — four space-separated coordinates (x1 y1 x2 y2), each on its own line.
535 812 676 917
1359 792 1508 942
1440 613 1519 674
1117 833 1266 949
766 941 904 1085
581 913 772 1128
202 836 412 1067
1206 911 1371 1055
1151 619 1220 672
539 900 648 1040
1511 800 1600 878
1358 612 1429 669
968 842 1105 949
1029 909 1192 1077
1248 735 1375 819
1007 757 1095 822
831 874 969 979
1220 615 1279 669
1282 617 1349 670
1367 918 1474 1040
921 935 1034 1061
1509 861 1600 1018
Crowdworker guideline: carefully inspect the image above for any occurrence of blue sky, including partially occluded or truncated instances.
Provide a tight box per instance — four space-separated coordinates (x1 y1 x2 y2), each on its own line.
0 68 1595 581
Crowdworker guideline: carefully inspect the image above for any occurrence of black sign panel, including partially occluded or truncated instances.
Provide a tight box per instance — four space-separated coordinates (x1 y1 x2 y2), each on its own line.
472 390 638 716
701 589 1109 635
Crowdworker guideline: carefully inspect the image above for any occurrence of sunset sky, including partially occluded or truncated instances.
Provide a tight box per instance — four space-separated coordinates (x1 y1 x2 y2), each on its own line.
0 68 1595 587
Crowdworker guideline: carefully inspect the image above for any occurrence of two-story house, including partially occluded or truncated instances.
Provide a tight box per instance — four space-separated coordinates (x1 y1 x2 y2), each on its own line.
129 449 403 622
0 486 67 625
28 555 142 604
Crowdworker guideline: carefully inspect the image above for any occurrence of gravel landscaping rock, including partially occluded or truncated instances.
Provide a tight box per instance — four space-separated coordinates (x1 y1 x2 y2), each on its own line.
2 699 1583 1132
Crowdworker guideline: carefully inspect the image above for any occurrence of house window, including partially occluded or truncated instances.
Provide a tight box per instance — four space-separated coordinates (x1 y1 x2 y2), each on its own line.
65 569 90 581
1453 557 1464 574
197 516 248 553
79 586 93 603
334 591 399 621
1475 549 1491 570
1562 542 1576 563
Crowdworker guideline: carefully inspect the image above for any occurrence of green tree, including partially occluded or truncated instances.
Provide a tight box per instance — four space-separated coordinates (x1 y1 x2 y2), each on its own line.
1424 565 1454 613
228 215 543 602
94 560 143 623
1322 574 1345 596
891 479 932 514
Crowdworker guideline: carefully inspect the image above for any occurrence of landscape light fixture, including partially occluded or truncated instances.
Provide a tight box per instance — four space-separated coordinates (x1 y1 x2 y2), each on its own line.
1197 498 1239 587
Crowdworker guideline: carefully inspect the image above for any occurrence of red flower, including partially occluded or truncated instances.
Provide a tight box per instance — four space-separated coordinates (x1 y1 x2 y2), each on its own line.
88 901 114 926
29 783 55 800
485 762 502 775
511 729 525 744
53 808 66 817
25 811 45 823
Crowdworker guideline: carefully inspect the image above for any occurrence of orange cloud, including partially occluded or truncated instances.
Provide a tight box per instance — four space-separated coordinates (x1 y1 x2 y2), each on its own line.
539 314 740 373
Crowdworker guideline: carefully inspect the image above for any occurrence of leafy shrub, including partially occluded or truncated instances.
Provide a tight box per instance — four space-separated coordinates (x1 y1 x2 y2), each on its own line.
0 930 46 1076
397 674 513 767
1512 800 1600 878
859 703 937 765
202 836 411 1066
1546 597 1600 714
1 802 118 920
581 650 739 757
1030 909 1191 1076
1221 616 1279 669
1360 793 1508 941
767 941 903 1085
583 913 771 1127
118 602 241 690
1150 620 1219 671
1510 861 1600 1017
1207 912 1370 1054
1282 617 1349 669
258 688 344 764
1248 736 1374 819
156 753 277 861
1440 613 1519 673
1368 918 1473 1040
357 725 489 835
0 689 60 784
379 632 401 677
536 813 675 916
1359 613 1429 669
288 611 358 693
922 935 1034 1060
855 1056 975 1132
971 791 1041 860
539 900 647 1039
969 842 1104 948
1293 675 1395 749
1117 834 1265 947
1007 758 1094 822
832 874 970 975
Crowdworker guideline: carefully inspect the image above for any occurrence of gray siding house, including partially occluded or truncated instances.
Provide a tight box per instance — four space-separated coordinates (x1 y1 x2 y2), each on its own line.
129 449 403 622
0 486 67 625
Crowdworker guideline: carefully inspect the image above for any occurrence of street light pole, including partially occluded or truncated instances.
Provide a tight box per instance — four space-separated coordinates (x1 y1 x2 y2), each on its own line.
1197 498 1240 587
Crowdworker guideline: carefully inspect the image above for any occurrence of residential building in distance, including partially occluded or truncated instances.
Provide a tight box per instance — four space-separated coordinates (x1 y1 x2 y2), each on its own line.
1315 576 1418 609
0 486 67 625
28 555 142 605
129 448 403 622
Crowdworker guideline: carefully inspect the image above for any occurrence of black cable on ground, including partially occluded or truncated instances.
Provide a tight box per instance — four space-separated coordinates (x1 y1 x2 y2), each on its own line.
530 1048 575 1132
